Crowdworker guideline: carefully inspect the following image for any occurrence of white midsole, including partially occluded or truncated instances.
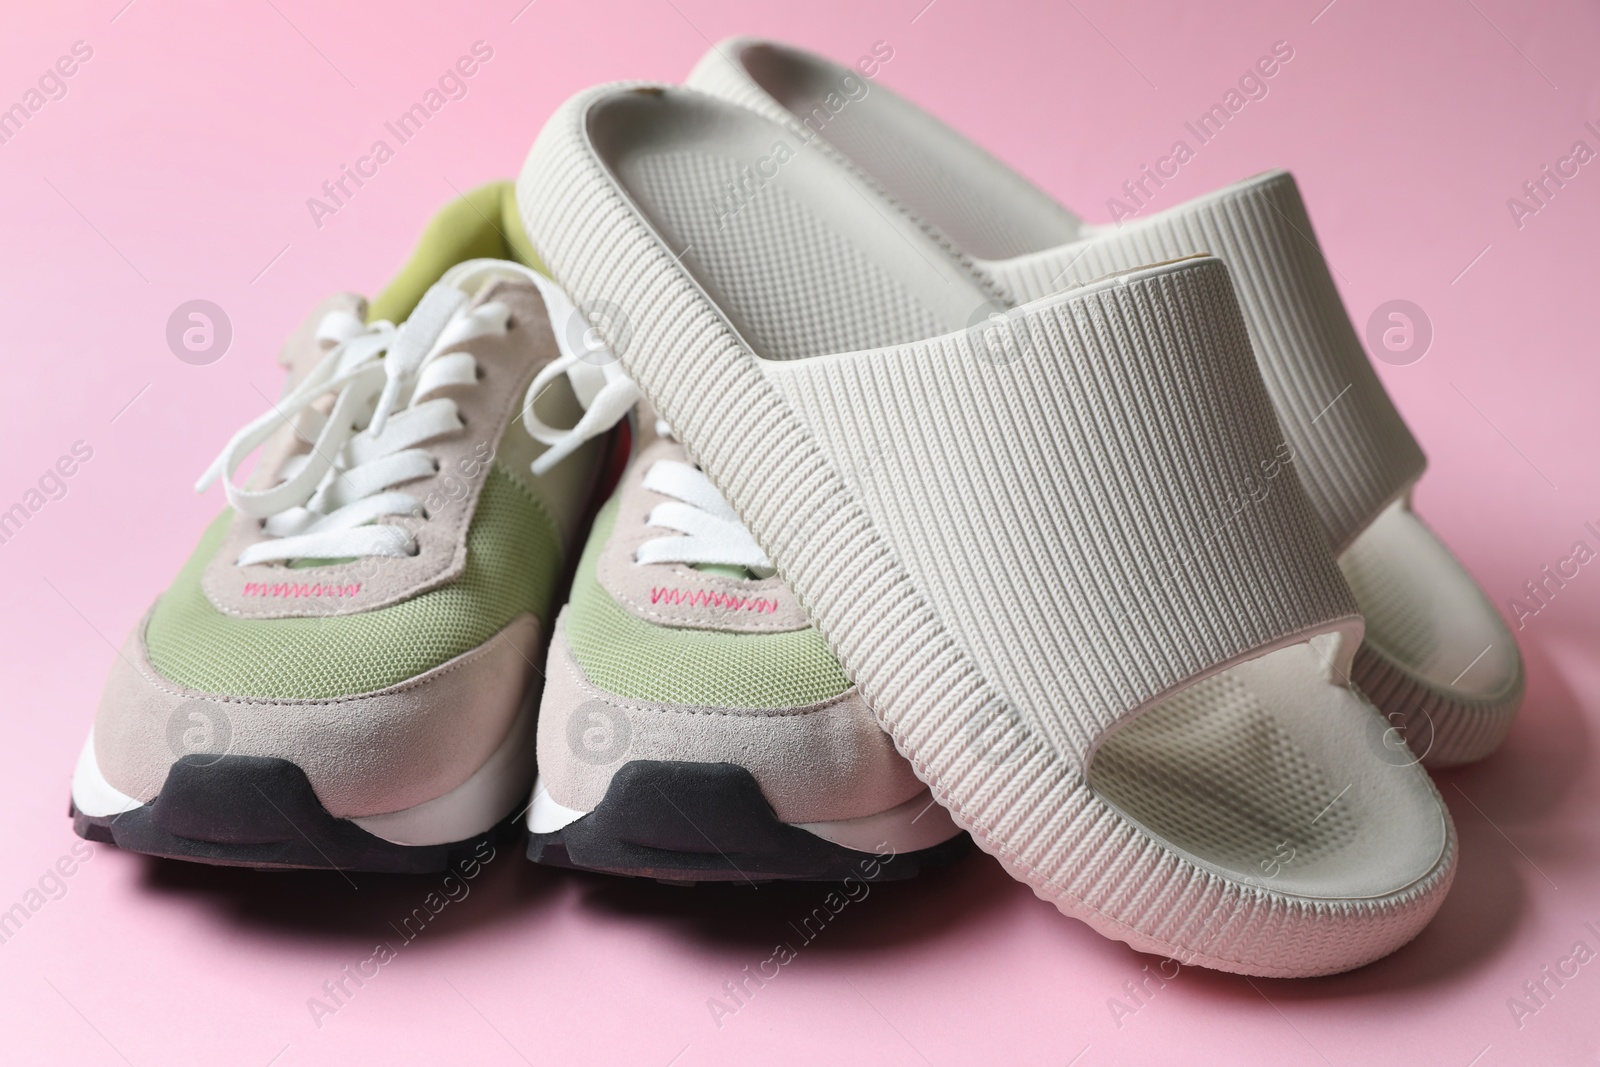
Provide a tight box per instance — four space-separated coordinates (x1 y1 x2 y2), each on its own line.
71 729 142 818
526 777 589 834
795 791 960 853
70 688 539 848
526 774 962 854
352 688 538 845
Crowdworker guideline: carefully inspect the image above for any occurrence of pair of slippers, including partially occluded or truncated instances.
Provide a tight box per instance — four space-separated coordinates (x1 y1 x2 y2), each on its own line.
514 39 1524 977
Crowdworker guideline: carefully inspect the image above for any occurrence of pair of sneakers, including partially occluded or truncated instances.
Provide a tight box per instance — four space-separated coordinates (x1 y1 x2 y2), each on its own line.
72 40 1523 979
69 181 960 881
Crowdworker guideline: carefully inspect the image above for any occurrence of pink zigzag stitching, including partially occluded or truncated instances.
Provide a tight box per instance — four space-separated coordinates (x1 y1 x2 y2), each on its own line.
242 582 362 598
649 586 779 614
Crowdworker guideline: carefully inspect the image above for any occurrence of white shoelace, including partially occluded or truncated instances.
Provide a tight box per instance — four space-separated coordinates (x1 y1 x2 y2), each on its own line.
200 259 624 565
636 456 772 575
527 398 773 575
201 256 768 573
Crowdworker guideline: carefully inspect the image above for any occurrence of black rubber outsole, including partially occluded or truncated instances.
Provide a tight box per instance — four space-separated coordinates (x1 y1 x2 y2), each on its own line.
528 760 971 883
71 753 514 874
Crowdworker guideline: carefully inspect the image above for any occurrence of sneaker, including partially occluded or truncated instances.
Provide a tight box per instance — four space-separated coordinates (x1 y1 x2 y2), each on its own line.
69 183 617 872
521 403 967 883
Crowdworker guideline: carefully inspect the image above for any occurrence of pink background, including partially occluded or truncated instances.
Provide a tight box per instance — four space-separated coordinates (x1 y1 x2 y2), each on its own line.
3 0 1598 1063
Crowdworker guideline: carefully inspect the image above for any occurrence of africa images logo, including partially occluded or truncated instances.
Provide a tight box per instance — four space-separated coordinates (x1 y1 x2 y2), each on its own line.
0 441 93 548
305 41 495 229
1105 40 1295 223
0 40 93 148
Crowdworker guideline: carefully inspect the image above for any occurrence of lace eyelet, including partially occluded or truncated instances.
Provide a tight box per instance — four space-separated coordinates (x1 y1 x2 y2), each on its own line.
406 540 421 557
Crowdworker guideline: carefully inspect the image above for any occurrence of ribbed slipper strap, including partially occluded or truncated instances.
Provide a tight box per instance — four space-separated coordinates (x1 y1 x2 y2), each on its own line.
987 172 1424 554
747 258 1364 773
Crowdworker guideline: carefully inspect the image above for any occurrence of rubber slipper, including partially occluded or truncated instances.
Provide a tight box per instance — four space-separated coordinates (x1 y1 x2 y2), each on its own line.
686 38 1523 768
516 84 1455 976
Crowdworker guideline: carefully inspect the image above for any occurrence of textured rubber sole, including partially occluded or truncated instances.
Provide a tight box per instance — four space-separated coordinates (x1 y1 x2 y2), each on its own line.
527 760 971 883
1338 503 1526 768
71 754 516 874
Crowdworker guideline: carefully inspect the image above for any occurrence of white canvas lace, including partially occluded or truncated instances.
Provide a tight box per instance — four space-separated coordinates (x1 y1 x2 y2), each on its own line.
198 259 625 566
636 458 773 575
526 393 773 576
521 342 640 476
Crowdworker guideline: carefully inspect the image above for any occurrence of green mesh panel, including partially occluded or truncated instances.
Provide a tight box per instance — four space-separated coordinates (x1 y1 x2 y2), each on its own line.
145 463 562 699
564 496 852 709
